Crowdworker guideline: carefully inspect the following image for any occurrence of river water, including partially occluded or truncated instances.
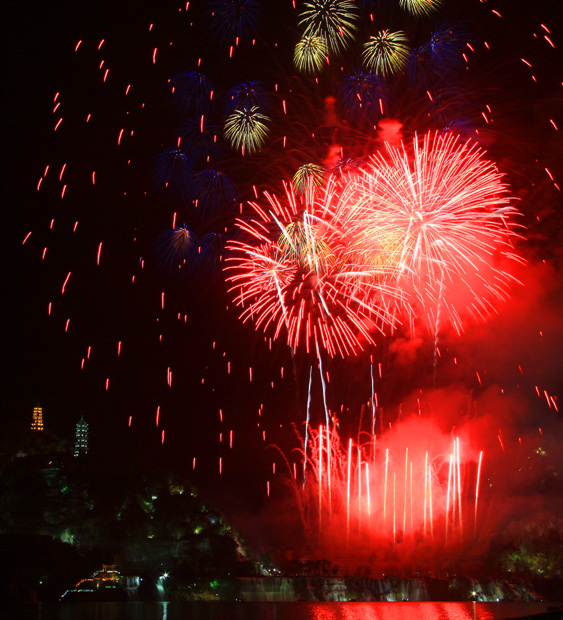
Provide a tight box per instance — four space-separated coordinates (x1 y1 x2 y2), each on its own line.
13 601 562 620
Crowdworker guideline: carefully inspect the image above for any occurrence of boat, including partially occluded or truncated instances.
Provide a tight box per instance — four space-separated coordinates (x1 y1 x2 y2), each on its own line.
60 564 140 601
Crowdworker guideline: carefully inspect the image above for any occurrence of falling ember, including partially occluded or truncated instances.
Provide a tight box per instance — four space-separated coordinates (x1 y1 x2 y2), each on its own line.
61 271 72 294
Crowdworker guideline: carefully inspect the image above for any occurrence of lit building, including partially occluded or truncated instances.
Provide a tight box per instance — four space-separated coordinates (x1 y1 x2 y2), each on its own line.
31 405 44 431
74 416 89 457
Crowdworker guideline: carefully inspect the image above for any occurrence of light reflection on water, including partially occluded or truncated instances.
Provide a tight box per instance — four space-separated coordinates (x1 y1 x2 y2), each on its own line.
26 601 560 620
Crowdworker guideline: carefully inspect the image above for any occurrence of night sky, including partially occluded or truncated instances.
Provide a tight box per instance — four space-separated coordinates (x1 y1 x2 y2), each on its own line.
2 0 562 549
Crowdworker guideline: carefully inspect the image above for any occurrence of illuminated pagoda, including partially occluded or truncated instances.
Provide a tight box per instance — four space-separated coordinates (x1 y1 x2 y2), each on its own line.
31 405 44 431
74 415 89 457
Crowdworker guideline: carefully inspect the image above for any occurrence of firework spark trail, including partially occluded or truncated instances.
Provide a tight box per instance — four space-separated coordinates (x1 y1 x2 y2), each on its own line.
303 365 313 488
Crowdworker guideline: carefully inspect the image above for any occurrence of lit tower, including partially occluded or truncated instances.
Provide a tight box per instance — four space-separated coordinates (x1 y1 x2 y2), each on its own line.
74 416 89 457
31 405 44 431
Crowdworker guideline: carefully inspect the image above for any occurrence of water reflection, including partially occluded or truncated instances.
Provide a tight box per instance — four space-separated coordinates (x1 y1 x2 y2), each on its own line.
306 602 485 620
30 601 556 620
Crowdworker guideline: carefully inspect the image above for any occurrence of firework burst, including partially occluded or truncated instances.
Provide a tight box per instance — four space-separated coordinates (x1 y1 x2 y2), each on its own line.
293 163 325 194
157 226 199 274
338 132 523 333
225 132 522 355
224 106 270 155
399 0 443 17
225 182 405 357
294 34 329 75
178 118 222 165
152 148 193 200
206 0 262 47
225 81 270 114
363 30 411 78
170 72 215 116
339 69 389 130
299 0 360 56
191 170 238 224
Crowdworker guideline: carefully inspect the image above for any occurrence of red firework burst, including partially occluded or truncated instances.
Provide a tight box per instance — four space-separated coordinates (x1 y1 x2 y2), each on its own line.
225 133 523 356
339 132 524 334
225 181 404 357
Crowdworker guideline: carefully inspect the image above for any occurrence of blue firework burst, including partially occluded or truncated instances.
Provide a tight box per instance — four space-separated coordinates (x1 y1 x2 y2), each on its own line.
197 232 229 282
428 21 472 74
407 22 472 91
225 81 270 114
178 118 222 166
406 45 434 91
170 72 215 116
190 169 239 224
152 148 194 199
339 69 390 129
206 0 262 47
330 156 364 175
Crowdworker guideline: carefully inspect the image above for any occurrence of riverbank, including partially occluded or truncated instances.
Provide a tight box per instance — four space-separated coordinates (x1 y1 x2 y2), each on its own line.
235 576 561 603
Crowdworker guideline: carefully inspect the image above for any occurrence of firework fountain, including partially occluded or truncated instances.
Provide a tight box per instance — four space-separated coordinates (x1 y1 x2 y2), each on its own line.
275 415 485 571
